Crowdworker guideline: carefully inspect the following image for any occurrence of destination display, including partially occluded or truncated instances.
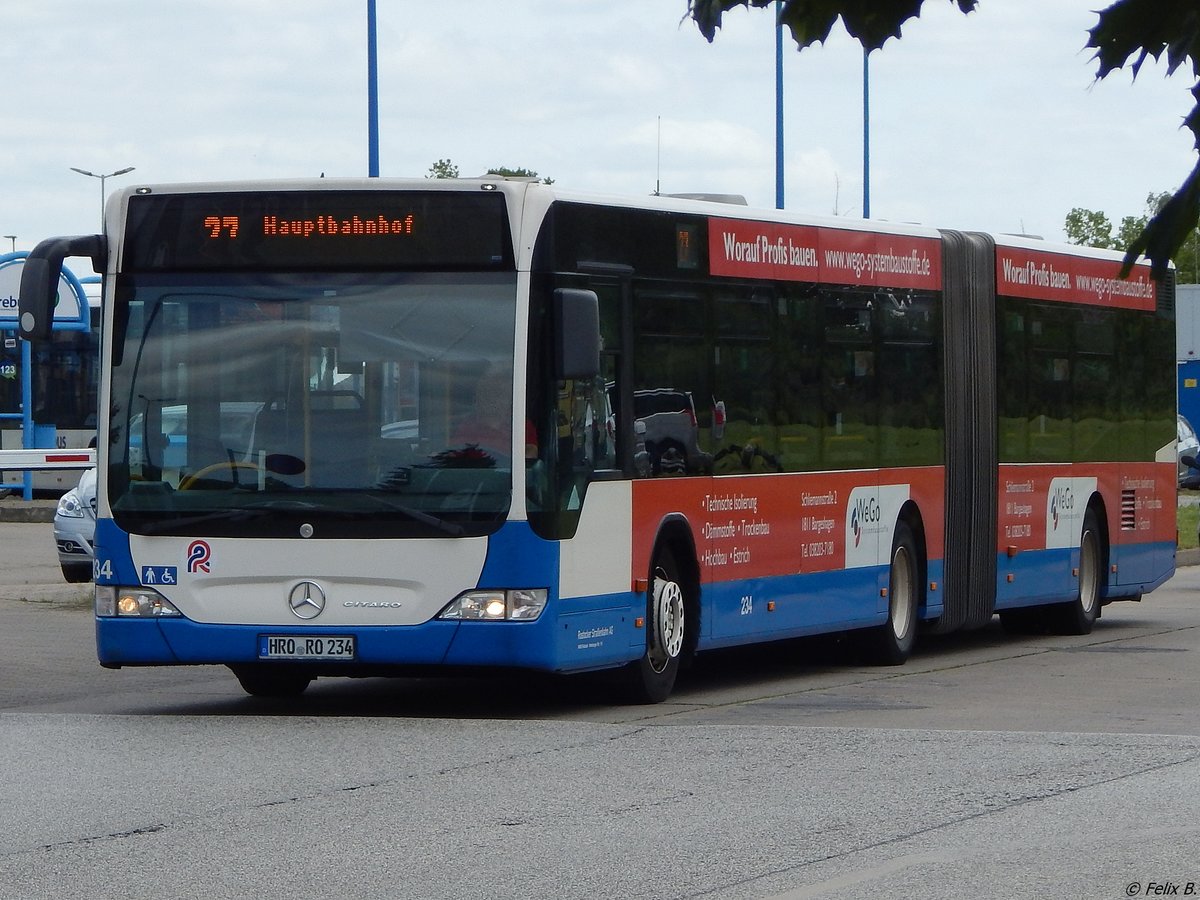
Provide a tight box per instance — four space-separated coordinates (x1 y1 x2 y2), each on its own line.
122 190 514 271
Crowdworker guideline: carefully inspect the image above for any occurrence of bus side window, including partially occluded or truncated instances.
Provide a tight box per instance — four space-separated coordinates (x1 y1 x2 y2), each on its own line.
631 287 711 477
822 289 878 469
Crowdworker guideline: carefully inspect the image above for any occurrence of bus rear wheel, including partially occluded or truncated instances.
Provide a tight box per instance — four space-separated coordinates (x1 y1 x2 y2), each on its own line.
619 548 687 704
864 521 919 665
1051 508 1103 636
230 665 313 698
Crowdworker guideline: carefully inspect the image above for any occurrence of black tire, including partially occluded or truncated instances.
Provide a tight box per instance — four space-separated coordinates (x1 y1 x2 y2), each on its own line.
1051 507 1103 635
619 548 688 703
230 665 313 698
998 607 1043 634
60 563 92 584
864 521 919 665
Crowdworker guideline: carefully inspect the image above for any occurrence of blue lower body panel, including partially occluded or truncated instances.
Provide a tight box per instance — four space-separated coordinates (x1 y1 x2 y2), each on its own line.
96 538 1171 675
97 599 646 674
995 540 1176 610
98 617 461 669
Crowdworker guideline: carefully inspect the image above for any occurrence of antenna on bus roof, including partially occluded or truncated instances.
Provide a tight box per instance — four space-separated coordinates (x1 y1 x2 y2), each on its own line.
475 173 539 183
655 116 661 197
664 193 749 206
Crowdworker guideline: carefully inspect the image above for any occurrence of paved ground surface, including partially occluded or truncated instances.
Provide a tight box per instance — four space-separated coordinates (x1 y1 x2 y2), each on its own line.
3 519 1200 898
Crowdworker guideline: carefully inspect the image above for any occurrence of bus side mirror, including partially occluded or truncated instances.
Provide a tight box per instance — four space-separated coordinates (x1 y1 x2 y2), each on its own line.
553 288 600 380
19 235 106 342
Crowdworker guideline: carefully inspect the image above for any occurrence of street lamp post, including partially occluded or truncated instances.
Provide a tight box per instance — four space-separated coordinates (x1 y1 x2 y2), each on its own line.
862 48 871 219
2 236 14 253
69 166 136 232
775 0 784 210
367 0 379 177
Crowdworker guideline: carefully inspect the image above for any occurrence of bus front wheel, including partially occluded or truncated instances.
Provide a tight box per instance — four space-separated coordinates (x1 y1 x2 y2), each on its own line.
619 548 687 704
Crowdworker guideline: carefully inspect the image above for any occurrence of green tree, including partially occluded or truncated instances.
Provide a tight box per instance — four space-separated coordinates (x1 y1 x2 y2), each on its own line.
1063 208 1116 250
1067 192 1200 281
1124 192 1200 282
427 158 460 179
426 161 554 184
1117 209 1152 252
687 0 1200 278
487 166 555 185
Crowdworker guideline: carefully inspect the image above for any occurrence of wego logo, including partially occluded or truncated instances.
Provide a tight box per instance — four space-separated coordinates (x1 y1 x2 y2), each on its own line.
850 496 882 548
1050 486 1075 531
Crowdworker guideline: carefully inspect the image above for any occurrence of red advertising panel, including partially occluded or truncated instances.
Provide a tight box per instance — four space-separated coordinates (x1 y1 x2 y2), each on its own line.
631 467 946 586
996 462 1174 555
995 244 1157 310
708 217 942 290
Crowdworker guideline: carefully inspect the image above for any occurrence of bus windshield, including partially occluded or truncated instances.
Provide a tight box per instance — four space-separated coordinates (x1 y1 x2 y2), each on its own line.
108 270 518 539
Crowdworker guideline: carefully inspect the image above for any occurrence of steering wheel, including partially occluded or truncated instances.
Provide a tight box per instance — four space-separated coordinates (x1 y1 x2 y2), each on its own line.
178 460 261 490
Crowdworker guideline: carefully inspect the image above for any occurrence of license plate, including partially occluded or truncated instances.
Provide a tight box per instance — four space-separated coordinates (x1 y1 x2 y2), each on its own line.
258 635 356 660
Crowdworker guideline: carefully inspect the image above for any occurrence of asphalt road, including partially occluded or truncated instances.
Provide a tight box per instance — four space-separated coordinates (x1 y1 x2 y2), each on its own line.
1 521 1198 899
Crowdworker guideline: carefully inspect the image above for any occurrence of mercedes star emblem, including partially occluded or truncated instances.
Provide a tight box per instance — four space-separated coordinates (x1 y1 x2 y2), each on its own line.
288 581 326 619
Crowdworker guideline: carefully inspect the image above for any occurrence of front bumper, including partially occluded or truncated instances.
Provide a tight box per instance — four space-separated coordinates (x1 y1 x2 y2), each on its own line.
96 590 642 675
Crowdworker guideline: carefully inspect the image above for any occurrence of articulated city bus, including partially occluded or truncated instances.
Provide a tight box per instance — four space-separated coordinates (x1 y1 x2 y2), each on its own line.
19 178 1176 702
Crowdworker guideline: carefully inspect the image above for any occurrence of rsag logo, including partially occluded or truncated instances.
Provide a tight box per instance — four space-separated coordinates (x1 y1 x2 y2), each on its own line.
186 539 212 574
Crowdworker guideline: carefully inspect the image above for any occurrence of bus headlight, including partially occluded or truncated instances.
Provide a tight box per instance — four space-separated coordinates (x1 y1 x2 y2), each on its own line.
96 585 182 618
439 589 548 621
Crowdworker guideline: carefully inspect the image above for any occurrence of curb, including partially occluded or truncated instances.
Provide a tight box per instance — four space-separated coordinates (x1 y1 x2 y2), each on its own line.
0 502 57 524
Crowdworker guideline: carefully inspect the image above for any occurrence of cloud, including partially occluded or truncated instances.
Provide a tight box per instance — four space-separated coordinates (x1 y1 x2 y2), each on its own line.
3 0 1197 247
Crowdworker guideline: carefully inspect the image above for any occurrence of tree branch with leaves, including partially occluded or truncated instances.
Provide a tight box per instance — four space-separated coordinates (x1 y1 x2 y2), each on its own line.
1088 0 1200 277
687 0 1200 277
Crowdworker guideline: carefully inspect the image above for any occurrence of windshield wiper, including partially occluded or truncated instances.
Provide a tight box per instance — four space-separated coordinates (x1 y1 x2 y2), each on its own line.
358 493 466 536
136 506 275 534
233 495 465 537
132 495 466 538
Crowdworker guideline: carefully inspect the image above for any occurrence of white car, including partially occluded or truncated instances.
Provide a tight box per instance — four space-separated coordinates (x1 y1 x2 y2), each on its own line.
1180 415 1200 489
54 467 96 583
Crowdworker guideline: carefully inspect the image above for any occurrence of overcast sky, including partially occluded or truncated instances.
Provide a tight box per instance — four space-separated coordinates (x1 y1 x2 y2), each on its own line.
4 1 1196 254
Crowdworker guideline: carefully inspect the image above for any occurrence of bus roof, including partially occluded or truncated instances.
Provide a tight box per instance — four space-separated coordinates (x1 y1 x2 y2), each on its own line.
105 176 1160 274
